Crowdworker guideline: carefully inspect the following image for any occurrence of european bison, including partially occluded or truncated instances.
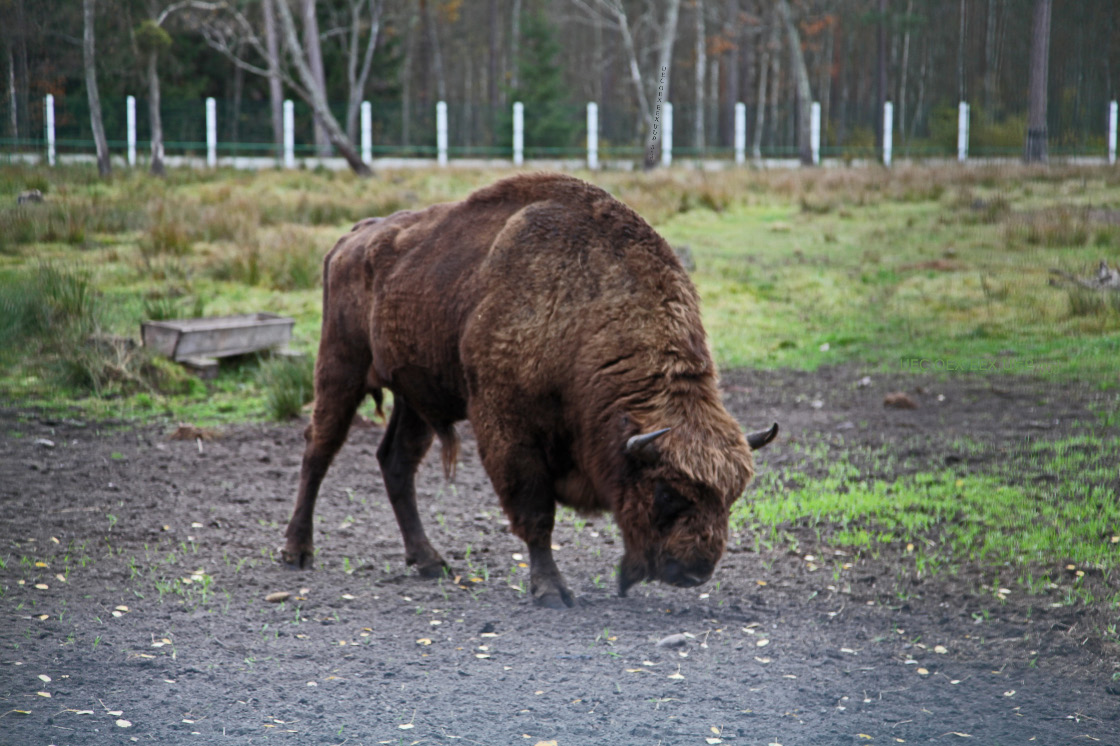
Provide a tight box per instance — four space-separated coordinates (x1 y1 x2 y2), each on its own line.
282 173 778 608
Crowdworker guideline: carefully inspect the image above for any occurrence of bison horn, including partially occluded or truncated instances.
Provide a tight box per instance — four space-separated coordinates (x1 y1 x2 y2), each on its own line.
746 423 779 450
625 427 671 462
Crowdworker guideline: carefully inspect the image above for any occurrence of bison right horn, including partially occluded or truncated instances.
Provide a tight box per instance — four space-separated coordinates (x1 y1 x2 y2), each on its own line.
625 427 671 462
746 423 779 450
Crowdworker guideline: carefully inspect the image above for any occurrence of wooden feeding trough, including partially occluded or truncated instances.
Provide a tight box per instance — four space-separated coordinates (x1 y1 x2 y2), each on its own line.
141 313 296 378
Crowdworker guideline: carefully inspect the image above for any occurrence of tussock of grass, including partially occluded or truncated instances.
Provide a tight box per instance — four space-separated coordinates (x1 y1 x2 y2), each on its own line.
0 262 195 397
0 262 97 354
259 354 315 420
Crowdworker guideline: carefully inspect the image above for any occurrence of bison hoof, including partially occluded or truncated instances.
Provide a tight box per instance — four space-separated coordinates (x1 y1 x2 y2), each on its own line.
533 591 576 609
413 559 450 580
532 583 576 609
280 544 314 570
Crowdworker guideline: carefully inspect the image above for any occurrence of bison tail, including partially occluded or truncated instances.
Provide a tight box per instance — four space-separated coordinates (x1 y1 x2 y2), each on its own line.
371 388 386 421
435 425 460 481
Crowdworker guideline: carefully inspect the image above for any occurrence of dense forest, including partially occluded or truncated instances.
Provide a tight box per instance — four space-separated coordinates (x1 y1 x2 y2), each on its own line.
2 0 1118 166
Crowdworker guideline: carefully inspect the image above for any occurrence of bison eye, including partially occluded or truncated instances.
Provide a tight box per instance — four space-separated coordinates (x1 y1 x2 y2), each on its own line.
653 483 690 532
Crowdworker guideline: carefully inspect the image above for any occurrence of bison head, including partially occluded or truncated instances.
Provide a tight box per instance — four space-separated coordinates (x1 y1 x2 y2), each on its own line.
616 423 778 596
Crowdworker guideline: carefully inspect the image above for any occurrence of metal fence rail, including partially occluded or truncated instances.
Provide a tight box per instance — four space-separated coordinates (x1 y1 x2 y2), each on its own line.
3 94 1118 169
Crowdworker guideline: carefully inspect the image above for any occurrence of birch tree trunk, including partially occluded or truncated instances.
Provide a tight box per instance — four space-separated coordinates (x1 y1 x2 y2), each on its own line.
229 45 244 144
898 0 912 143
262 0 284 158
424 0 447 102
983 0 997 122
274 0 371 174
488 0 499 116
147 53 165 175
877 0 887 149
614 5 651 141
777 0 813 165
401 3 418 148
694 0 706 151
957 0 967 103
83 0 111 177
723 0 739 149
511 0 522 90
302 0 330 157
753 14 775 160
818 14 832 134
1024 0 1051 163
7 50 16 142
767 19 780 152
910 32 928 140
344 0 383 144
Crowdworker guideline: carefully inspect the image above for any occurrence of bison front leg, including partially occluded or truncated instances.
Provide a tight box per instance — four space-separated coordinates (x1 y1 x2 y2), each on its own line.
476 437 575 609
377 399 449 578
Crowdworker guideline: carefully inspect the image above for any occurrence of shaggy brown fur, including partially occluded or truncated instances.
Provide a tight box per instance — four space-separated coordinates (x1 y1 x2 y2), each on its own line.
282 173 772 608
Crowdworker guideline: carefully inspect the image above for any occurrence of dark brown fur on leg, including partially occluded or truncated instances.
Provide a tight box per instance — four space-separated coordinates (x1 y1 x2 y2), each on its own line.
473 425 574 607
377 399 448 578
283 358 367 569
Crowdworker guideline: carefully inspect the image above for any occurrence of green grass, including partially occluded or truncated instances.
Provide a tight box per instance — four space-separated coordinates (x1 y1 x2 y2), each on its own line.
664 195 1120 380
734 432 1120 591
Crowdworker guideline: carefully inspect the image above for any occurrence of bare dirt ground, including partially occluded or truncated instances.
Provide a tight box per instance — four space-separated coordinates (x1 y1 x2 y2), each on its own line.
1 366 1118 746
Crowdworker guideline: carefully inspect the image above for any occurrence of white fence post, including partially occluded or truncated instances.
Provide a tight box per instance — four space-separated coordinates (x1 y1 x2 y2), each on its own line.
1109 101 1118 166
958 101 970 162
882 101 894 167
512 101 524 166
734 102 746 165
810 101 821 165
361 100 372 164
283 99 294 168
126 95 137 167
587 102 599 170
436 100 448 166
656 102 671 167
205 97 217 167
45 94 55 166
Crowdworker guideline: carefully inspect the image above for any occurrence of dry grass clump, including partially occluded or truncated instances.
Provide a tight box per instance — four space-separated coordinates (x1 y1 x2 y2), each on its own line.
1002 207 1120 250
1067 285 1120 317
205 224 326 291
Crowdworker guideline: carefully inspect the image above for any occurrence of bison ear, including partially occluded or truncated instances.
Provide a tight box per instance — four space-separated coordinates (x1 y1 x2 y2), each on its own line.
624 427 671 463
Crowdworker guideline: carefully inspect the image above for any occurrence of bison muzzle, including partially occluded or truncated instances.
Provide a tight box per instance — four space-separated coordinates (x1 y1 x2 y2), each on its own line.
282 173 778 608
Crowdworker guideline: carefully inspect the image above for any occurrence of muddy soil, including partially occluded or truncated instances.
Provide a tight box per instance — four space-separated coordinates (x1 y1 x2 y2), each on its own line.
1 366 1117 746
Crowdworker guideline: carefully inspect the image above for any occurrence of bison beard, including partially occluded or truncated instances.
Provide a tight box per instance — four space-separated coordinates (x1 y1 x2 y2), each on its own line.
282 173 778 608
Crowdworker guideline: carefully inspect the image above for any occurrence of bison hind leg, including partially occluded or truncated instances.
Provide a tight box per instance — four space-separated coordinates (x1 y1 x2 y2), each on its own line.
378 399 450 579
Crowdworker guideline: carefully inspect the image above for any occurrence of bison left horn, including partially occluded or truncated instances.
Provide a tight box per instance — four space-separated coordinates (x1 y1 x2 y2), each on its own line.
746 423 779 450
625 427 671 462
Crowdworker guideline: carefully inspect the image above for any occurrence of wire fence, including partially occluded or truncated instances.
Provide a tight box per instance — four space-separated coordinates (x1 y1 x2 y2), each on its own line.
2 92 1118 167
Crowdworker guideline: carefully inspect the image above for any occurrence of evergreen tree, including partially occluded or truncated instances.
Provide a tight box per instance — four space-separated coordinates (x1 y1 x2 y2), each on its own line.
498 11 579 155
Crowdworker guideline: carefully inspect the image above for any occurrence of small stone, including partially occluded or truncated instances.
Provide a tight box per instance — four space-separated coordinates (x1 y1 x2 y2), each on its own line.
656 633 689 649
